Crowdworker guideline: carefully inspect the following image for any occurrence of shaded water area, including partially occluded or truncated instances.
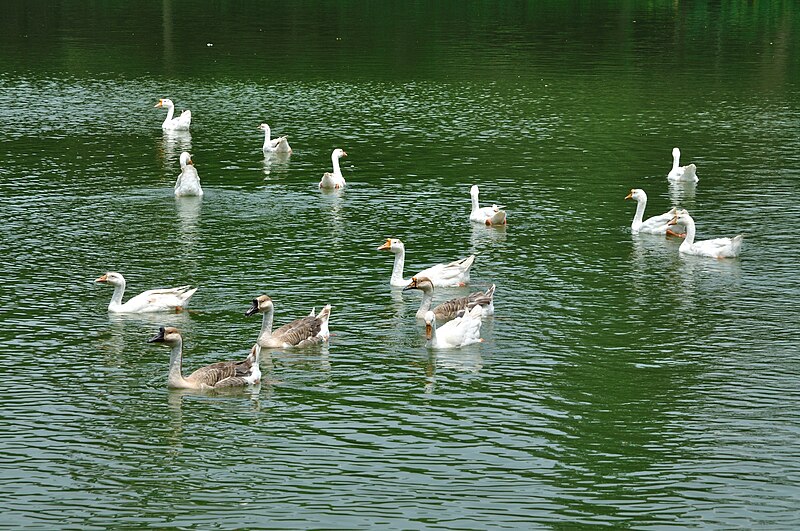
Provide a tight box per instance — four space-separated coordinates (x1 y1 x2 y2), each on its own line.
1 1 799 528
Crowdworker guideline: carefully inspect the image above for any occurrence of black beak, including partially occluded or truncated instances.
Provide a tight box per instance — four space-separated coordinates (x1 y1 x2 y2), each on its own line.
148 327 166 343
402 284 417 292
245 299 259 317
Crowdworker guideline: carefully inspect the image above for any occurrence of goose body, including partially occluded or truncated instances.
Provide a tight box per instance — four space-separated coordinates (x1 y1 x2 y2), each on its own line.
425 306 484 349
155 98 191 131
469 185 507 226
95 272 197 313
377 238 475 288
148 327 261 390
174 152 203 197
246 295 331 348
259 123 292 154
404 276 495 321
669 210 743 258
319 149 347 189
624 188 681 235
667 147 699 183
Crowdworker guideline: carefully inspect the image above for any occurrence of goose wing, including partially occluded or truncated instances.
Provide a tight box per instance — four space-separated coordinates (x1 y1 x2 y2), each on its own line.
272 315 323 346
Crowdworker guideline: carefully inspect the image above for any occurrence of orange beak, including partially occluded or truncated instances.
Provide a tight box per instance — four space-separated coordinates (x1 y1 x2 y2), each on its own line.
377 239 391 251
425 322 432 340
668 216 678 226
188 158 194 165
154 100 163 108
624 191 633 200
95 274 108 283
342 151 348 157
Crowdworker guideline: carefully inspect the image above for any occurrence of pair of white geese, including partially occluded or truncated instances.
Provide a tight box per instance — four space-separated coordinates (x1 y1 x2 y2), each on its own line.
156 98 348 195
625 147 743 258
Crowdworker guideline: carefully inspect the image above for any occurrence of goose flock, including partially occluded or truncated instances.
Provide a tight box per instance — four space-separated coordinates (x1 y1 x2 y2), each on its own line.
102 101 743 391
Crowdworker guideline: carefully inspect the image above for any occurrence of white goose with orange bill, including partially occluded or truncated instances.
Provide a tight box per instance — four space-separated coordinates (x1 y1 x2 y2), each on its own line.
154 98 191 131
95 272 197 313
425 305 484 349
377 238 475 288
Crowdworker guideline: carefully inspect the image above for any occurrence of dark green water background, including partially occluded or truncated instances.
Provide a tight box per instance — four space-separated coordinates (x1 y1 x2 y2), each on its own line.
1 1 799 528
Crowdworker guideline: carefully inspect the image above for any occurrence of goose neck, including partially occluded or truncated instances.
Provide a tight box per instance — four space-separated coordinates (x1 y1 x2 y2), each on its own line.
331 152 342 176
162 104 175 126
390 249 406 286
259 306 275 341
108 281 126 310
416 288 434 319
167 340 188 388
632 198 646 228
470 191 480 213
681 217 696 248
262 127 272 150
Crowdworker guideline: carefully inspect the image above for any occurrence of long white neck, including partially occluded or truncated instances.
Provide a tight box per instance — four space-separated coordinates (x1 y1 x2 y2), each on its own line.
470 191 480 213
262 127 272 150
331 152 342 176
416 288 434 319
672 151 680 170
108 281 126 310
390 249 406 285
167 340 188 388
259 306 275 341
163 104 175 126
428 320 439 345
632 198 646 228
680 216 696 250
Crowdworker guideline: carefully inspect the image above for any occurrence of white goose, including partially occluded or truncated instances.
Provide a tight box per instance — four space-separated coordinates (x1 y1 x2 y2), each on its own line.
469 185 507 226
95 272 198 313
154 98 191 131
319 148 347 189
425 305 484 349
667 147 699 182
246 295 332 348
624 188 682 235
377 238 476 288
174 152 203 197
148 327 261 390
668 210 743 258
259 123 292 154
403 276 495 321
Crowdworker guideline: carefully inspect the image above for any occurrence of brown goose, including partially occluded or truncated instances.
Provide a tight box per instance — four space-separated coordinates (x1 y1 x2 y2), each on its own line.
403 276 495 321
245 295 331 348
147 327 261 390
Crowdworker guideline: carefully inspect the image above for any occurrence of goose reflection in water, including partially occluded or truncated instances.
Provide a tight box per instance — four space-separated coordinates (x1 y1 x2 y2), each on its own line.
668 179 697 208
160 129 192 168
262 151 291 179
175 195 202 248
470 222 507 249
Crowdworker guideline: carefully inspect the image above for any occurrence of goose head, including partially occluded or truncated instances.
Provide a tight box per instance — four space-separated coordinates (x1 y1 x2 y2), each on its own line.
147 326 181 346
179 152 193 167
424 311 436 340
403 276 434 293
333 148 347 159
668 209 691 227
624 188 646 203
154 98 174 109
672 147 681 160
376 238 404 253
470 185 480 198
258 123 270 133
245 295 273 317
95 271 125 287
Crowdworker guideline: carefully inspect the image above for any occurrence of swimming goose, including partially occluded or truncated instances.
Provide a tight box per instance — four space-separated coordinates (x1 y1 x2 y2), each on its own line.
668 210 743 258
667 147 699 183
154 98 191 131
469 185 507 226
319 149 347 189
403 276 495 321
425 305 484 349
377 238 476 288
245 295 332 348
259 123 292 154
174 152 203 197
624 188 682 236
95 272 198 313
148 327 261 390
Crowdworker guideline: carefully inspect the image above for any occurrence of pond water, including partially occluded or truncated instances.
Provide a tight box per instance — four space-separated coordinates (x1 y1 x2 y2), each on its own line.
1 1 799 528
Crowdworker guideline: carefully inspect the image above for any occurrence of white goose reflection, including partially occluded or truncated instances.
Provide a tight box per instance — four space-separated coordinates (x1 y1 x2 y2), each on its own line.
262 151 292 179
161 129 192 168
435 346 484 373
175 195 202 249
470 222 507 249
668 180 697 208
